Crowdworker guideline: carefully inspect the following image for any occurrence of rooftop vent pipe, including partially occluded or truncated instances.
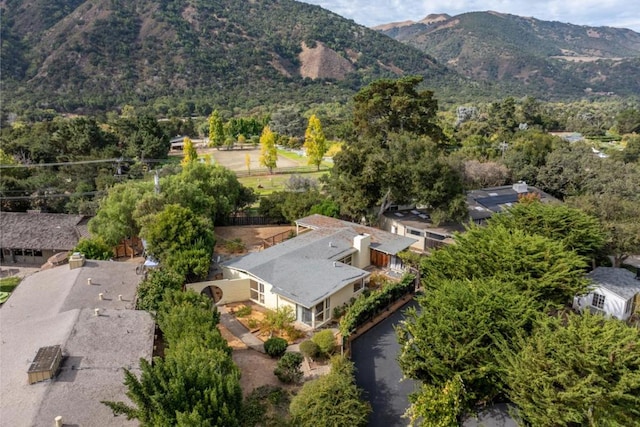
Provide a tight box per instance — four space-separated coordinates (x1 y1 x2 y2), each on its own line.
55 416 63 427
94 308 100 317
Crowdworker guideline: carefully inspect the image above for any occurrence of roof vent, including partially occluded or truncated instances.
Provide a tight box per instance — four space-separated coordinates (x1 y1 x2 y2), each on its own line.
513 181 528 193
333 262 337 267
329 241 333 248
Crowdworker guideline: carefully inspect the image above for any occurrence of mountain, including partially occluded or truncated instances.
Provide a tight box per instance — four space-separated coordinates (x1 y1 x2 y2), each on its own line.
0 0 461 113
375 11 640 99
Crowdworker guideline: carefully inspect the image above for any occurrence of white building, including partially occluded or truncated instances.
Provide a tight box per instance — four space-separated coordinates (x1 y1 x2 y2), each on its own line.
574 267 640 321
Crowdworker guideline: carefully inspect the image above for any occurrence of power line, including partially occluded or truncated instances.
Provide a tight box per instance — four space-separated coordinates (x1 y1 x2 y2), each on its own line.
0 190 105 201
0 158 169 169
0 158 120 169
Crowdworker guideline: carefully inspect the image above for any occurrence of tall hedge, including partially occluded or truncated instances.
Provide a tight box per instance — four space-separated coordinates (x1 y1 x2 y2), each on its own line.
339 274 415 337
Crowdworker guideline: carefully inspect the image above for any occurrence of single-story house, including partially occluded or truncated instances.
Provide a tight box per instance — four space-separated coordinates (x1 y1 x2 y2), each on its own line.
574 267 640 321
170 135 186 150
0 261 153 427
193 215 416 329
0 212 90 265
381 182 557 252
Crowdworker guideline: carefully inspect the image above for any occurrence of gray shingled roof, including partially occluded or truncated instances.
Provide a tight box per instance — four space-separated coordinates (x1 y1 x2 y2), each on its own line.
224 228 369 307
467 183 557 221
295 214 416 255
0 212 87 250
0 261 151 427
589 267 640 300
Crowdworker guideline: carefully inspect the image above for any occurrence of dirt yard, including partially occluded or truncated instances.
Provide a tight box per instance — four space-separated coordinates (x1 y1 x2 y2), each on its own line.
215 225 295 253
213 225 300 396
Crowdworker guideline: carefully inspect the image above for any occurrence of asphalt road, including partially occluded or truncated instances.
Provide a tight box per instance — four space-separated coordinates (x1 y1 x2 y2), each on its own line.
351 300 420 427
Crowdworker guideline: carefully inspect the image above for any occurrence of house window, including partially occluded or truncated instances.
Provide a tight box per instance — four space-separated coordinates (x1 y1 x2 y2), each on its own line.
353 279 365 293
425 232 446 241
13 249 24 256
34 250 43 257
592 293 605 309
407 228 422 236
250 280 265 304
339 254 353 265
624 298 633 314
300 306 312 326
315 298 330 324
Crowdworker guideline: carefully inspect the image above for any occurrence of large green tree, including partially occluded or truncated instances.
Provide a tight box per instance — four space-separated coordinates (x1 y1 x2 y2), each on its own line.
329 77 466 222
89 180 152 246
421 224 589 307
139 204 214 265
104 290 242 426
289 356 371 427
330 132 465 222
303 114 327 171
352 75 443 142
488 199 606 261
397 278 537 415
568 194 640 267
500 311 640 426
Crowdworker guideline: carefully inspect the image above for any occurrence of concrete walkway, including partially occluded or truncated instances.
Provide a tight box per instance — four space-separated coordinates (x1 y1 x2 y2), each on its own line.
218 306 266 353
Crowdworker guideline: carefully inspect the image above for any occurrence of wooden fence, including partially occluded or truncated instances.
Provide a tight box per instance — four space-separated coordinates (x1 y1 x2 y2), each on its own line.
262 228 295 248
224 216 284 226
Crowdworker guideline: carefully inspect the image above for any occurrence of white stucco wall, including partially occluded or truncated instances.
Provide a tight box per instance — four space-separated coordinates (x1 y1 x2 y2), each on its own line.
186 278 251 305
574 286 633 320
352 234 371 268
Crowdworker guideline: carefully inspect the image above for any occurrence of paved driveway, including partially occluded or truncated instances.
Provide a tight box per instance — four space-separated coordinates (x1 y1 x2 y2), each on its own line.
351 300 419 427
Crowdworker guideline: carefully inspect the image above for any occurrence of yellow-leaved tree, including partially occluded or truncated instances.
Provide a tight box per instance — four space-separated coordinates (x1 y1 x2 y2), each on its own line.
303 114 327 171
259 126 277 174
181 137 197 165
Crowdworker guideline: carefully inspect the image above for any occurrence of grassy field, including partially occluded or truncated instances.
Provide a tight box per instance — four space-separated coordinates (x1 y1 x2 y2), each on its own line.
0 276 21 292
238 169 330 196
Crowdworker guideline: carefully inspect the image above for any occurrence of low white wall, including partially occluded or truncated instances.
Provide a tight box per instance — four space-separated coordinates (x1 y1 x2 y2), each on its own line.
186 278 251 305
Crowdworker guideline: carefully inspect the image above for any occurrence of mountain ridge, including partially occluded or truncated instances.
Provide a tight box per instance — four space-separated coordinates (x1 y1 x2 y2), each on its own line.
376 11 640 99
1 0 458 113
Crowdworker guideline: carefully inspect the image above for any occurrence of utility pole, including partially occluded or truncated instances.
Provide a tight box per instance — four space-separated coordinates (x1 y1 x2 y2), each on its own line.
154 170 160 195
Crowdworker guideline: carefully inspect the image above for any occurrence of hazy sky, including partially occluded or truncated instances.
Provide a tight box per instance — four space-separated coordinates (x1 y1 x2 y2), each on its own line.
302 0 640 32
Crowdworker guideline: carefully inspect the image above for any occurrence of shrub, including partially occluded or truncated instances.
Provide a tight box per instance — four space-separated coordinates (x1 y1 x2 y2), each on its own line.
274 352 303 384
264 337 288 358
73 237 112 260
263 306 296 335
224 238 246 253
312 330 336 357
247 318 258 329
299 340 320 359
235 305 252 317
339 274 415 337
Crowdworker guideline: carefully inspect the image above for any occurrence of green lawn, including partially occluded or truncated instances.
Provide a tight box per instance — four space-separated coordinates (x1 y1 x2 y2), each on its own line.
0 276 21 293
238 170 329 196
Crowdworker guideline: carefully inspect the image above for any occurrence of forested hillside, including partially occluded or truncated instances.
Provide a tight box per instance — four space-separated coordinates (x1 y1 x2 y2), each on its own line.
376 11 640 99
0 0 463 114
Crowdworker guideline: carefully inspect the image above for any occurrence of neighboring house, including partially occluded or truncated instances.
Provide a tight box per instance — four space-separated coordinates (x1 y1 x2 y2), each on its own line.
170 135 185 150
0 261 153 427
0 212 90 265
192 214 416 329
574 267 640 321
381 182 557 252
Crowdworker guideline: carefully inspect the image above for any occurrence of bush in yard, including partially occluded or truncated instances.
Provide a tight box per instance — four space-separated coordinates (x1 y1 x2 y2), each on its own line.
73 237 113 260
264 337 288 358
312 330 336 357
299 340 320 359
274 352 304 384
263 306 296 335
235 305 252 317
